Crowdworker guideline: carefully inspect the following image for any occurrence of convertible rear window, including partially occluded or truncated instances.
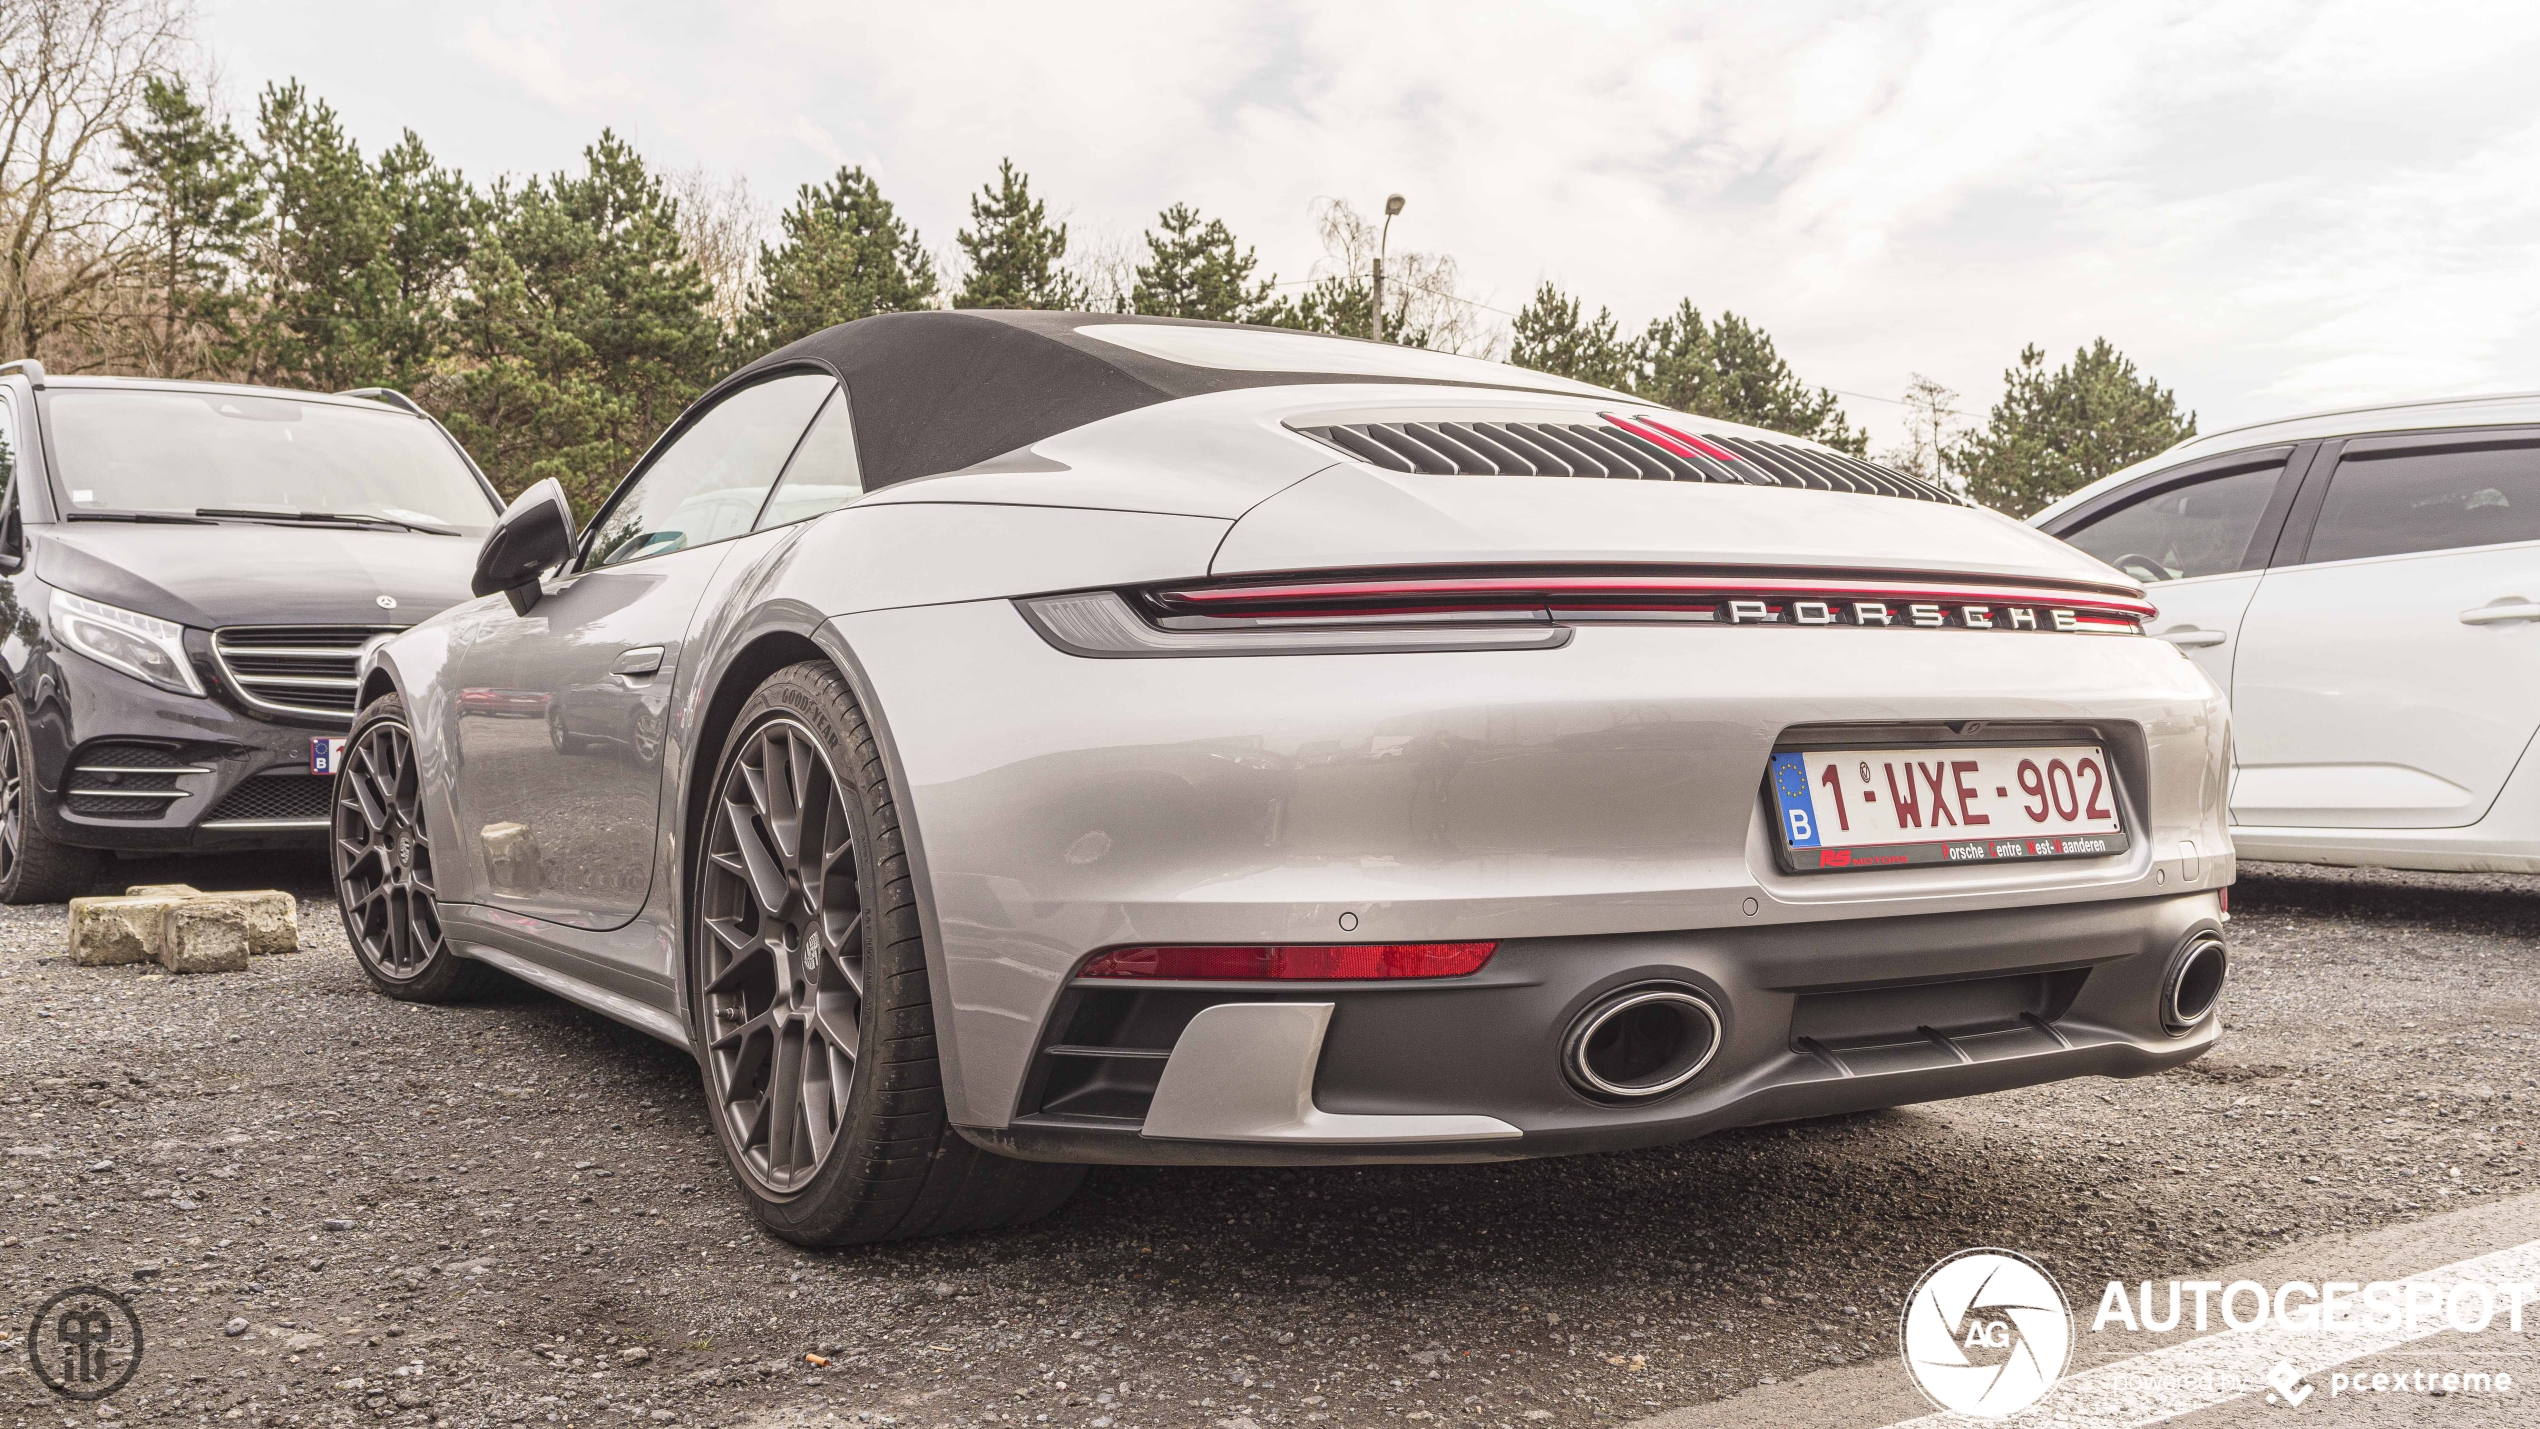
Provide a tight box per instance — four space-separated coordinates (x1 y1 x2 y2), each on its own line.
45 389 497 531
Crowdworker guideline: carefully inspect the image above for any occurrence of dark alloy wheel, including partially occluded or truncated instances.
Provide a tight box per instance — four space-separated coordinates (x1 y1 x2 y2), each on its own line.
690 662 1082 1245
698 715 863 1195
333 694 496 1001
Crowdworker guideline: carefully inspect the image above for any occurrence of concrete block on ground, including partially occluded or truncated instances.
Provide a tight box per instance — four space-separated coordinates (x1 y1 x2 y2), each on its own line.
67 895 179 967
161 900 252 974
125 883 201 898
188 889 299 954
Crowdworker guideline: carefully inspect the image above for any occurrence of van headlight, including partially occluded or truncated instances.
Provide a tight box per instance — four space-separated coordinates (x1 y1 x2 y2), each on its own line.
52 590 203 696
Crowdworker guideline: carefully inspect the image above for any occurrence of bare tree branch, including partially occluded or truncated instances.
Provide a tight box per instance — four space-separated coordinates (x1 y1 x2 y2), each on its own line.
663 163 763 329
0 0 192 359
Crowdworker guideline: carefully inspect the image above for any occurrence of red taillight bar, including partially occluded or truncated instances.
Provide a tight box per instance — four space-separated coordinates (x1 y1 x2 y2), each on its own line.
1078 942 1499 981
1161 573 2156 621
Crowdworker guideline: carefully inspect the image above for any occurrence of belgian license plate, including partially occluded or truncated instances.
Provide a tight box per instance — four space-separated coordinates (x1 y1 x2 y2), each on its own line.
311 737 348 776
1767 745 2129 873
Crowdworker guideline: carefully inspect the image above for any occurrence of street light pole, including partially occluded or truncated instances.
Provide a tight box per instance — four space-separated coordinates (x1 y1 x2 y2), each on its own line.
1373 193 1404 343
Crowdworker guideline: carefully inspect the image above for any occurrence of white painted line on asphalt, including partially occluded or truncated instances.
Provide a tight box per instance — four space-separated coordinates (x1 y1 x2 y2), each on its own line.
1878 1234 2540 1427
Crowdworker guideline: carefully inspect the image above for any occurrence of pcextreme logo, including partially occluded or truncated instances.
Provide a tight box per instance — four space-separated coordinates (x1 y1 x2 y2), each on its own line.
1900 1248 2074 1417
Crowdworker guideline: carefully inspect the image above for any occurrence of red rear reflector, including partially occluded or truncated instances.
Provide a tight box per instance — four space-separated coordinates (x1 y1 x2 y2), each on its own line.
2218 888 2228 915
1079 942 1499 981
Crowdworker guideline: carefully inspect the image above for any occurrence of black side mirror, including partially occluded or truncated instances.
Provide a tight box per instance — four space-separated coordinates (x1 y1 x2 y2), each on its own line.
0 504 21 575
472 479 575 615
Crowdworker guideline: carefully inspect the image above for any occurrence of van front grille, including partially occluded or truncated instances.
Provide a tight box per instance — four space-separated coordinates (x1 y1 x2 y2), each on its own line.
211 626 394 720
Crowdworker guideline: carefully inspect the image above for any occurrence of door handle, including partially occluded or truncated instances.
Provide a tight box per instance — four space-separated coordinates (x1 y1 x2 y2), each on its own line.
2157 628 2228 648
612 646 666 676
2460 602 2540 626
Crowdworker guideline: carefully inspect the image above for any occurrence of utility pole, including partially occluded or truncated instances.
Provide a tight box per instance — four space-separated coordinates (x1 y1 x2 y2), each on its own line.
1373 193 1404 342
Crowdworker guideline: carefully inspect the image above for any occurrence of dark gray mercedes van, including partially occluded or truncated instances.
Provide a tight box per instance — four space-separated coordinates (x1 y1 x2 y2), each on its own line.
0 361 502 900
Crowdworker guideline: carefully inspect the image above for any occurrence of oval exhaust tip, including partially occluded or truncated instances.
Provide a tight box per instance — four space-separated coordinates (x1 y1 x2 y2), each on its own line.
1563 985 1721 1100
2163 933 2228 1034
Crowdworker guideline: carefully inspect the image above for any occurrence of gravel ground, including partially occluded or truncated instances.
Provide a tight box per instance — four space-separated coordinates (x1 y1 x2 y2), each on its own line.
2 858 2535 1429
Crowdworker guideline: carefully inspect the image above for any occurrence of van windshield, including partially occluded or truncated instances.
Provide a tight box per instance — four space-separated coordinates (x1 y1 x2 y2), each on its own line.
43 389 498 532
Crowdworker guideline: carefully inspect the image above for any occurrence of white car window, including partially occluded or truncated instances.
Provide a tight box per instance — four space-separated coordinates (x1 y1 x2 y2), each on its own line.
2064 462 2283 583
588 372 836 568
2306 441 2540 564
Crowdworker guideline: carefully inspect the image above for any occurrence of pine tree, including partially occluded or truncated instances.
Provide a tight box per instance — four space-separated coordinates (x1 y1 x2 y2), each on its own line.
1508 282 1633 391
1953 339 2195 516
1634 302 1866 455
369 131 478 391
1130 204 1276 323
953 159 1084 310
436 131 720 509
740 165 937 356
238 81 395 389
113 76 261 377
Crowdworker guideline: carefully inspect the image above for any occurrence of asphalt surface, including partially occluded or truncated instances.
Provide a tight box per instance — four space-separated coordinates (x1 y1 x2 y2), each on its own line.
2 857 2535 1429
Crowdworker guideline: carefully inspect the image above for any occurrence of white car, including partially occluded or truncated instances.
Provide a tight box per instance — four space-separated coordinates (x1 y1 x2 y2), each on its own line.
2034 392 2540 873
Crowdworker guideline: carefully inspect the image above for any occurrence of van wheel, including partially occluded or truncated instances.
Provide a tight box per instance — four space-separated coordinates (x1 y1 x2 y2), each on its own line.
0 696 109 904
692 661 1083 1245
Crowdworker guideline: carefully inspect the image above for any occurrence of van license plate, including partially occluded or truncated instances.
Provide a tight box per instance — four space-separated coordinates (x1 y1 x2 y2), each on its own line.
1768 745 2128 873
311 737 348 776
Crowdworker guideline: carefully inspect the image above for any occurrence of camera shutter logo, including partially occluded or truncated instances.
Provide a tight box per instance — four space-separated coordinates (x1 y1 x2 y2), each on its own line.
26 1284 144 1401
1900 1248 2071 1417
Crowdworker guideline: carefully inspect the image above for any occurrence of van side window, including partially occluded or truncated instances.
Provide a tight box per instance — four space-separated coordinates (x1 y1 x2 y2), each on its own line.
2304 440 2540 564
2063 461 2283 583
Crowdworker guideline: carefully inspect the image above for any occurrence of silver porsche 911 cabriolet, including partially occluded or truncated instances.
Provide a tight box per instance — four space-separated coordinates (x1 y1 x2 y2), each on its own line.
335 311 2233 1245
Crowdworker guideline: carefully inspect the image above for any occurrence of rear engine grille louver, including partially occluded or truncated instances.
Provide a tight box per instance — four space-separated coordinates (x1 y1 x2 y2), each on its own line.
1292 418 1961 504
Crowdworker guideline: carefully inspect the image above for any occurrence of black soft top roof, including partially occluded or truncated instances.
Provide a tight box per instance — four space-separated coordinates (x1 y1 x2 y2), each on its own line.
726 310 1597 490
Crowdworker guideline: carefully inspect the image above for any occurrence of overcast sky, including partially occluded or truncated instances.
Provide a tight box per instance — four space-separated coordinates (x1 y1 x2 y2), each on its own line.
201 0 2540 453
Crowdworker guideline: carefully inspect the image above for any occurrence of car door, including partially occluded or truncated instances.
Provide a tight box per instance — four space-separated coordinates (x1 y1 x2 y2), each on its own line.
2049 446 2302 692
444 369 838 929
2230 427 2540 828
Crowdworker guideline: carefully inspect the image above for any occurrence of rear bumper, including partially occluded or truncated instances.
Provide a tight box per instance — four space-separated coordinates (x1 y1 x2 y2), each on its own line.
834 598 2233 1131
963 889 2222 1165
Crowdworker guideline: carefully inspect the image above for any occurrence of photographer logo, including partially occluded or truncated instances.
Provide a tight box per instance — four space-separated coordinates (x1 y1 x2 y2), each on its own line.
1901 1248 2071 1417
25 1284 144 1402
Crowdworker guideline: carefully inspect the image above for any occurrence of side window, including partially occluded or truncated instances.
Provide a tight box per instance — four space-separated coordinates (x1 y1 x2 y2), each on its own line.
755 387 862 531
2303 440 2540 565
0 392 17 498
2064 460 2284 584
585 372 836 568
